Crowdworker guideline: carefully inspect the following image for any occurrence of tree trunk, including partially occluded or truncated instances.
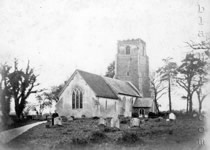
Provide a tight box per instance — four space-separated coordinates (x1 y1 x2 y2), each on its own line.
189 94 193 113
15 105 21 119
199 101 202 114
168 78 172 112
15 100 22 120
196 90 203 114
14 97 26 120
154 98 160 113
186 98 189 113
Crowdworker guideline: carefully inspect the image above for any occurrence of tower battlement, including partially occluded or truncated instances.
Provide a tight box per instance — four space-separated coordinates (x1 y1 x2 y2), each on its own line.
118 38 146 45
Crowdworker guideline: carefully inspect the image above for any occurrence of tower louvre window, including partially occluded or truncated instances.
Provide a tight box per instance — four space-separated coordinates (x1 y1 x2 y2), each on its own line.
126 46 130 54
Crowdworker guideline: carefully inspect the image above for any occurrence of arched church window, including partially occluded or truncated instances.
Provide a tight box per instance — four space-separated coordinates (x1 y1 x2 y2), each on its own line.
76 90 79 108
126 46 130 54
72 91 75 109
80 91 83 108
72 88 83 109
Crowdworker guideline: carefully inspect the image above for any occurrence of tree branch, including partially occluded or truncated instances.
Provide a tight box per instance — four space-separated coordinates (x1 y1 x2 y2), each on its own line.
176 79 188 91
157 92 167 100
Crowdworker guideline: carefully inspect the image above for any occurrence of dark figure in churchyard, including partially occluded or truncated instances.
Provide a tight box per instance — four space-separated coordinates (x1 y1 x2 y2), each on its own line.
52 111 59 126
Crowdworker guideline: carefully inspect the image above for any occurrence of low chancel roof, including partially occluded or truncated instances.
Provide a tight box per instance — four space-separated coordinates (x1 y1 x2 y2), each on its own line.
133 98 153 108
59 69 140 99
103 77 140 97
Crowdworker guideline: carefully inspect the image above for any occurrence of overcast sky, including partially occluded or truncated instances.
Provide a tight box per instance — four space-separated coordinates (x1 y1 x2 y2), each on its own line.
1 0 210 111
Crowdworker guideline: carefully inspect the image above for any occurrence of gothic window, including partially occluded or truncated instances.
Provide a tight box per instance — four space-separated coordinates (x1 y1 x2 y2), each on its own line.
76 90 79 108
72 88 83 109
72 92 75 109
127 72 129 76
126 46 130 55
80 92 83 108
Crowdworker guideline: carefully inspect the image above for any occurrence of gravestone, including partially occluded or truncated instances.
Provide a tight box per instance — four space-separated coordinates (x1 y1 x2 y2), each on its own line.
169 112 176 121
98 117 106 125
130 118 140 127
54 117 62 126
68 116 74 121
110 116 120 128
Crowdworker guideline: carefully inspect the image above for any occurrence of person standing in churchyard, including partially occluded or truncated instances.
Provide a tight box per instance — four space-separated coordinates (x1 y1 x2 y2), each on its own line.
52 111 59 126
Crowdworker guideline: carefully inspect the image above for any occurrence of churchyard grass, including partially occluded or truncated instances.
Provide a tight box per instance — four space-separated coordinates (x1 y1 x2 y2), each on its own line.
4 114 205 150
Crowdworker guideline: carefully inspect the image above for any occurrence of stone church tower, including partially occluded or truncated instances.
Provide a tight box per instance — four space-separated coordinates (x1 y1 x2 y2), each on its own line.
115 38 150 97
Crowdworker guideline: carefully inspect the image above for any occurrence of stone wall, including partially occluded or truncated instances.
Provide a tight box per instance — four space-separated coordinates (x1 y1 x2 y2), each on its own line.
56 72 97 118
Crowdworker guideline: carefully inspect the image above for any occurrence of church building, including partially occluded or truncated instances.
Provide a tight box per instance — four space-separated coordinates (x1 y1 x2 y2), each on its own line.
55 39 155 118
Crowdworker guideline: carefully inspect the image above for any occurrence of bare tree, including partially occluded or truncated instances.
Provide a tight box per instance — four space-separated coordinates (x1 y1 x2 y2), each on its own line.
150 72 167 113
196 87 208 114
185 40 210 52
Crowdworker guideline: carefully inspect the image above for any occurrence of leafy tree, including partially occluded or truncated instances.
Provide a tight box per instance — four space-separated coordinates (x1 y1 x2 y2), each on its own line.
23 103 38 116
176 53 207 113
105 61 115 78
8 59 41 119
157 57 178 112
150 72 167 113
36 94 52 115
183 39 209 113
37 79 66 113
0 63 13 126
35 82 65 114
43 84 64 103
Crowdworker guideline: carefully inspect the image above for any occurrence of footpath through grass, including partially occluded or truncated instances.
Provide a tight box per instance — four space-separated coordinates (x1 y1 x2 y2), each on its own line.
0 117 40 132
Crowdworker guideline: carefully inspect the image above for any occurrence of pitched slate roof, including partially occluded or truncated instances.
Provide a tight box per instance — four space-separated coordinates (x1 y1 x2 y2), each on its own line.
77 70 118 99
59 69 141 99
133 98 153 108
103 77 140 97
